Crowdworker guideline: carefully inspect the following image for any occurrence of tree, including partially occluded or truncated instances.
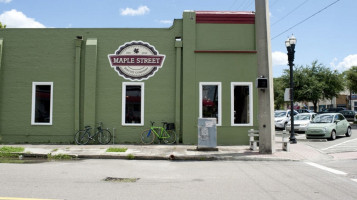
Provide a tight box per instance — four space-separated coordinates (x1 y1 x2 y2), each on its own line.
344 66 357 110
273 77 285 110
345 66 357 93
0 22 6 28
280 60 344 112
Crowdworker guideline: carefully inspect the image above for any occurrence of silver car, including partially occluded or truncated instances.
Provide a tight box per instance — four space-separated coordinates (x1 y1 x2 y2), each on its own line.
274 110 299 130
286 113 317 133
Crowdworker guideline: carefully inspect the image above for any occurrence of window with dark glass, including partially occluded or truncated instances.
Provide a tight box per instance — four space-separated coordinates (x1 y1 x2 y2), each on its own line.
200 83 221 125
202 85 219 119
233 85 250 124
32 82 53 125
34 85 51 123
231 82 253 126
125 85 142 124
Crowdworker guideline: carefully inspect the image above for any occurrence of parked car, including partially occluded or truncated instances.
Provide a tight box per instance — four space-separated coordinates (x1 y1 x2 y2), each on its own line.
319 107 346 114
274 110 299 130
296 109 313 113
286 113 317 133
306 113 352 140
339 110 357 122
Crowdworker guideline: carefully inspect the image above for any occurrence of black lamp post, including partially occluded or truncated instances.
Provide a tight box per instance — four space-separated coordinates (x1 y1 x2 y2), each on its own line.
285 35 297 144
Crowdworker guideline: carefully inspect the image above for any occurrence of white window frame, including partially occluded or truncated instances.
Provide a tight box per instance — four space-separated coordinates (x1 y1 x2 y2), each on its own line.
199 82 222 126
31 82 53 125
122 82 144 126
231 82 253 126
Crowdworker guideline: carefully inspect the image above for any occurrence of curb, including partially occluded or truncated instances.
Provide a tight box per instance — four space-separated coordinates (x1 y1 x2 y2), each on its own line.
13 152 297 162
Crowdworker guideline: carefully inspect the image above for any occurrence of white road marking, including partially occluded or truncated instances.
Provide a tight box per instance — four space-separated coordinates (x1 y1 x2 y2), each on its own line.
0 198 60 200
305 162 347 175
321 138 357 151
352 179 357 183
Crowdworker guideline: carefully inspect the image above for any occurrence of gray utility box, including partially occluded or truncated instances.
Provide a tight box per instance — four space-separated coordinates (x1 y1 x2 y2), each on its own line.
197 118 217 150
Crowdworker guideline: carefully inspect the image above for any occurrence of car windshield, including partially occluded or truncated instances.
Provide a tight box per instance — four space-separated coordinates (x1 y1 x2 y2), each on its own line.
312 115 333 123
275 112 286 117
294 115 310 120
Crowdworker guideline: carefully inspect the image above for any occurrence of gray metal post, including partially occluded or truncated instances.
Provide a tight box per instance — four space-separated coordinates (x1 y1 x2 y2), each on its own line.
255 0 275 154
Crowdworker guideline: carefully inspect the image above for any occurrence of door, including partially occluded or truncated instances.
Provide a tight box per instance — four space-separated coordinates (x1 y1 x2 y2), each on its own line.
335 114 345 135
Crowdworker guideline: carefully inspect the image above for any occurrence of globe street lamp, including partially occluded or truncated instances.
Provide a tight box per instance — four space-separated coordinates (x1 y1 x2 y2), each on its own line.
285 35 297 144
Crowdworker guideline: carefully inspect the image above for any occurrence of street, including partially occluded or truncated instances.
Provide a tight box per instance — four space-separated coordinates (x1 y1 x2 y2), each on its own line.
300 129 357 154
0 129 356 200
1 159 357 200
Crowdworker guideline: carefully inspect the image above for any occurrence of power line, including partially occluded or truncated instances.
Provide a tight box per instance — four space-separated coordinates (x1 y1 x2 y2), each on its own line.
272 0 341 40
271 0 310 27
229 0 238 9
238 0 250 10
243 1 254 11
270 0 280 8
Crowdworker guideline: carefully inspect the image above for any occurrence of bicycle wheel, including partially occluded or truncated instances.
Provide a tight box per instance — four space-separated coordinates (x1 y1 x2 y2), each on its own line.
75 130 90 145
141 129 155 144
98 129 112 144
163 130 176 144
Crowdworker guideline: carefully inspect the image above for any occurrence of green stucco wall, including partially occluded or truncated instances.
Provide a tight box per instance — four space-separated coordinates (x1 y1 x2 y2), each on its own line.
181 12 258 145
0 22 183 144
0 11 258 145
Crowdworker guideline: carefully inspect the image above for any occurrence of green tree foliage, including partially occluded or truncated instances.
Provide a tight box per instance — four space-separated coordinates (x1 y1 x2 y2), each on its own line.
280 60 344 112
273 77 285 110
0 22 6 28
345 66 357 93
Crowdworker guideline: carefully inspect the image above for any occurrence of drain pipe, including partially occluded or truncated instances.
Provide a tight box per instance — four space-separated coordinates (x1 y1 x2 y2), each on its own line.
74 36 83 131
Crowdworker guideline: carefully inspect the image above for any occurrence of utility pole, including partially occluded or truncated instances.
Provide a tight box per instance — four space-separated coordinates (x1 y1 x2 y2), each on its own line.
255 0 275 154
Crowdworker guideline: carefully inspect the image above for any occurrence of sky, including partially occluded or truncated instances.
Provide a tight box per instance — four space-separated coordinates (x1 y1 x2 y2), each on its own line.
0 0 356 77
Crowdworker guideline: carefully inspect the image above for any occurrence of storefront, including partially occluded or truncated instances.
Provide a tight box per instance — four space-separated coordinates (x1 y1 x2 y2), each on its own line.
0 11 259 145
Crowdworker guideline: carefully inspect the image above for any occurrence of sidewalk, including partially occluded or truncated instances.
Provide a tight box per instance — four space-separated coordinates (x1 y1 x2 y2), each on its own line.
0 141 334 162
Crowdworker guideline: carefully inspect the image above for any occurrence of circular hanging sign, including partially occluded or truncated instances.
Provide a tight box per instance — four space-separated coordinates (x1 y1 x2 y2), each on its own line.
108 41 166 81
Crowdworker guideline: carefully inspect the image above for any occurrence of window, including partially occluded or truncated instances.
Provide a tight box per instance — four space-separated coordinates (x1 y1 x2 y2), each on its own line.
31 82 53 125
231 82 253 126
122 82 144 126
339 114 346 120
199 82 221 126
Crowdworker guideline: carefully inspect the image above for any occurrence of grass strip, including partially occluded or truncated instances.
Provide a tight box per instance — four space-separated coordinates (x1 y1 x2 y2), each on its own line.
0 146 24 158
106 147 128 153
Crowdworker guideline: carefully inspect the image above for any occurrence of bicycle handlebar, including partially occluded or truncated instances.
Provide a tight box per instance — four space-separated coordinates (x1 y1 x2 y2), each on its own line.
150 121 168 126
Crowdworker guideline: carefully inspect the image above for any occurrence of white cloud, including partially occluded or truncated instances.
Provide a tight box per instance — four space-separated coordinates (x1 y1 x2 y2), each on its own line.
0 0 12 3
0 9 45 28
159 20 173 24
331 54 357 71
120 6 150 16
272 51 288 66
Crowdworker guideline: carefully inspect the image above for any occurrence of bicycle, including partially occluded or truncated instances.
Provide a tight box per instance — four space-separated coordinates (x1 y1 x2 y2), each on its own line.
141 121 176 144
74 122 112 145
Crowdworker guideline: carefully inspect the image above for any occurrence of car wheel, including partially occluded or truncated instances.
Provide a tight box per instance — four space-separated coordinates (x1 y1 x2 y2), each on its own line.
330 130 336 140
346 127 352 137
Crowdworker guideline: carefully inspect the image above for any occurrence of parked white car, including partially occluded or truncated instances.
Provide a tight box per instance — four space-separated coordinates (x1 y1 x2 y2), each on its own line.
274 110 299 130
286 113 317 133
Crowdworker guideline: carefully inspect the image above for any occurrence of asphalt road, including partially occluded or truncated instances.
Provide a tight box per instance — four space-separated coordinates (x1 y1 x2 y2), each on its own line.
1 159 357 200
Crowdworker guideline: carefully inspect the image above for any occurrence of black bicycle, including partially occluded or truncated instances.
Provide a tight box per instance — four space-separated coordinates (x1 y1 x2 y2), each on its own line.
74 122 112 145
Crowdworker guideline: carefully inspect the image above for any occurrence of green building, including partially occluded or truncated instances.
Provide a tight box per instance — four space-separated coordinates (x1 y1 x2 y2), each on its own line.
0 11 259 145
